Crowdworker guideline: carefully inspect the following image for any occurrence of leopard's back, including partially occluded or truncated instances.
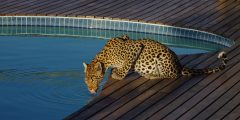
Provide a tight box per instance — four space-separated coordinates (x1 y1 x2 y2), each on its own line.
95 37 143 71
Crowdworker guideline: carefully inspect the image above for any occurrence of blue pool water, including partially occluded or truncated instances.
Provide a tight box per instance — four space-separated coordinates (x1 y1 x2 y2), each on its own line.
0 36 106 120
0 34 226 120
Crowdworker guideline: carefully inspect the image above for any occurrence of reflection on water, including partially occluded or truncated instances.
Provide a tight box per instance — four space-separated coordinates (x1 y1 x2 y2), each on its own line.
35 70 83 79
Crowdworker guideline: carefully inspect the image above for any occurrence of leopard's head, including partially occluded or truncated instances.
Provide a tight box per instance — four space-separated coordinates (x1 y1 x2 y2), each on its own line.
83 61 104 94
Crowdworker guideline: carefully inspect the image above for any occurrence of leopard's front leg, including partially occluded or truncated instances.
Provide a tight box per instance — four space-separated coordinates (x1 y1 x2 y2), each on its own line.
111 41 143 80
111 63 135 80
111 68 125 80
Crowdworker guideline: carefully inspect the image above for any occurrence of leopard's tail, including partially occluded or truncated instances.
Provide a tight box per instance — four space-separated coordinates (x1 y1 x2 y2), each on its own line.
182 52 228 76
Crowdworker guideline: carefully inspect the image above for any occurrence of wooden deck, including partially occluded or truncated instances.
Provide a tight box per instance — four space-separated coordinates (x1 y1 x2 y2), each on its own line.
1 0 240 119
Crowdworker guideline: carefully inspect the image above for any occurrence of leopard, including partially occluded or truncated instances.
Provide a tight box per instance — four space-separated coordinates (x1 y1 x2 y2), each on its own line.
83 35 228 94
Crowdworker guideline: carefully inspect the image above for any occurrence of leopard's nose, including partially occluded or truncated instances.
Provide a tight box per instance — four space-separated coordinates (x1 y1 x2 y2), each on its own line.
89 89 96 94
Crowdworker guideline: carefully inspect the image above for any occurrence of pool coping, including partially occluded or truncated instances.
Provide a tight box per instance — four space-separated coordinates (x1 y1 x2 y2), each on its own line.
0 15 234 48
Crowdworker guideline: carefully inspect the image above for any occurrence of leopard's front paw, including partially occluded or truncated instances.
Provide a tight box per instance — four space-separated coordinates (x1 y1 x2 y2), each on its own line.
111 72 124 80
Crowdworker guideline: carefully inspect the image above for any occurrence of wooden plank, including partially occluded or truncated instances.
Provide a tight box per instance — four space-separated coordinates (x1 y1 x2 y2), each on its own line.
137 0 179 21
15 0 55 14
11 0 51 15
102 75 123 90
68 0 118 16
108 0 155 18
176 61 240 120
169 0 217 25
144 0 192 21
41 0 80 15
45 0 88 16
151 0 202 22
31 0 71 14
101 0 145 18
148 45 240 120
220 21 240 38
0 0 22 9
230 29 240 41
114 0 164 19
102 71 144 91
0 0 28 12
210 8 240 33
60 0 100 16
188 0 237 28
97 73 141 98
174 0 219 27
79 0 129 16
80 0 128 16
161 0 207 23
13 0 59 15
121 0 171 20
192 75 240 120
221 101 240 120
199 2 240 31
3 0 42 14
126 0 180 21
181 0 232 27
0 0 17 5
0 0 32 13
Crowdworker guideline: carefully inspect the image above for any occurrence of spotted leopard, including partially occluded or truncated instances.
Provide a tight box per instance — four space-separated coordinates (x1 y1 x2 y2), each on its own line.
83 35 228 94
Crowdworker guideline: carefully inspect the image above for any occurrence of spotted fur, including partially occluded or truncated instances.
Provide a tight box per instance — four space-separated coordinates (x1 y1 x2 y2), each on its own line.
83 35 228 94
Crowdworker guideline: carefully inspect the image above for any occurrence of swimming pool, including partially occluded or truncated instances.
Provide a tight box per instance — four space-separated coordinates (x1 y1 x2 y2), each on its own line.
0 16 234 120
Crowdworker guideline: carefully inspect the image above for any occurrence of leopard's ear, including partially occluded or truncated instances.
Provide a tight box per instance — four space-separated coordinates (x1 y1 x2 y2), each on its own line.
121 34 129 40
83 62 88 73
95 62 103 72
